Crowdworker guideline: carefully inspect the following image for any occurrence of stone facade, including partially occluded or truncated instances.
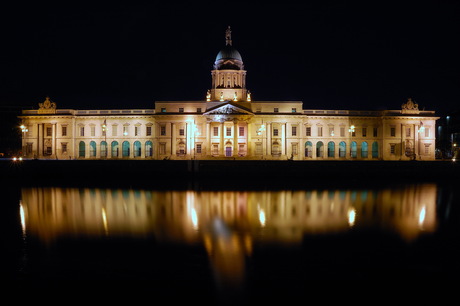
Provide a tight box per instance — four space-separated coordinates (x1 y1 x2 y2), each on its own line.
19 28 438 161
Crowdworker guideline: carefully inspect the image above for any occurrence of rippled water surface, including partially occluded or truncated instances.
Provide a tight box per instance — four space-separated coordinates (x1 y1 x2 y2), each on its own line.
3 182 460 304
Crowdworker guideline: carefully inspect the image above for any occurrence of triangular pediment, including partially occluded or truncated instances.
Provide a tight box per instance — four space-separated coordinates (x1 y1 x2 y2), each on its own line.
204 102 253 115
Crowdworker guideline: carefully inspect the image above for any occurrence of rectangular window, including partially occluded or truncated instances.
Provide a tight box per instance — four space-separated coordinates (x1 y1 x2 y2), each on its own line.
317 126 323 137
306 127 311 137
390 144 396 154
255 143 262 155
146 126 152 136
112 125 117 136
274 108 279 113
46 127 52 137
424 144 430 155
179 108 184 113
292 108 296 113
362 127 367 137
160 126 166 136
91 126 95 137
340 127 345 137
213 126 219 136
390 127 396 137
292 126 297 136
425 127 430 138
373 127 378 137
161 108 166 113
26 143 33 155
159 143 166 155
212 144 219 155
406 127 411 137
179 128 185 136
61 143 67 153
273 128 279 136
239 126 244 136
80 127 85 137
197 108 202 113
62 126 67 136
226 127 231 136
292 143 298 155
196 144 202 154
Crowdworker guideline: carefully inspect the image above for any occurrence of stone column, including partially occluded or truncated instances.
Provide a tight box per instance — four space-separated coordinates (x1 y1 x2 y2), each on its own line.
171 122 176 156
233 120 238 157
206 121 211 157
220 122 224 156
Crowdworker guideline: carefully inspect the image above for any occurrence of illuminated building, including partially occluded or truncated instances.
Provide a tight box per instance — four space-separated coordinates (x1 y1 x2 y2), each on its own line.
19 27 438 160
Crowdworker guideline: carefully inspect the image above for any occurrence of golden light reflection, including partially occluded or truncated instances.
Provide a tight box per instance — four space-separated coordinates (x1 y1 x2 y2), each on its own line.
20 185 438 287
19 200 26 237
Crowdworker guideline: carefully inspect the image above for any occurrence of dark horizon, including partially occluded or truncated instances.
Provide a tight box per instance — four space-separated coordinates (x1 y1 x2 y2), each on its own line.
1 2 459 116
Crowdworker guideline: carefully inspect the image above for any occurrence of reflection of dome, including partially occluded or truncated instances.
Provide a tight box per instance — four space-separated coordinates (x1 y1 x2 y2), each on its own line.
216 45 243 62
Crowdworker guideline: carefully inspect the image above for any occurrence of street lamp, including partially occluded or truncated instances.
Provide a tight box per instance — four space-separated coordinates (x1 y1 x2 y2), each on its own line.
20 124 28 157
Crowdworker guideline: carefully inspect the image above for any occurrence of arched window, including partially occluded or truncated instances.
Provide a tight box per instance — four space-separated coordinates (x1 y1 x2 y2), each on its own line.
316 141 324 158
351 141 357 158
100 141 107 158
361 141 368 158
111 141 119 158
145 141 153 157
122 141 130 157
305 141 312 158
78 141 85 158
327 141 335 158
372 142 379 158
89 141 96 157
134 141 142 157
339 141 346 158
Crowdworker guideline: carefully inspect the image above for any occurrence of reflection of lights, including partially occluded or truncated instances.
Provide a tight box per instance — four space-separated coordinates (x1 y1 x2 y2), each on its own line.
418 206 426 229
19 201 26 236
258 207 266 227
348 208 356 227
102 208 108 234
191 207 198 229
187 191 199 230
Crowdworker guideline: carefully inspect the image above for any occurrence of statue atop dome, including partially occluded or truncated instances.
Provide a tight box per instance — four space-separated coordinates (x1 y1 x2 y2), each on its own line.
225 26 232 46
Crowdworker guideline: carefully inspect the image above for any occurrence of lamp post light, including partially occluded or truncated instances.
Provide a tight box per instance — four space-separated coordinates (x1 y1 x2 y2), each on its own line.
20 124 28 157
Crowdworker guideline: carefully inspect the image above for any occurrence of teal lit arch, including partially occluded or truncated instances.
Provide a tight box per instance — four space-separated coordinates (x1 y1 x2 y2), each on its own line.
134 141 142 157
361 142 368 158
316 141 324 158
89 141 96 157
145 141 153 157
111 141 119 158
78 141 85 158
339 141 346 158
351 141 357 158
100 141 107 158
305 141 312 158
122 141 130 157
327 141 335 158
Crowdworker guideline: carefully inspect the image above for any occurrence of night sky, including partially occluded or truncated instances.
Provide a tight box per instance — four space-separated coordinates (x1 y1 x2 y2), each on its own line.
1 1 459 116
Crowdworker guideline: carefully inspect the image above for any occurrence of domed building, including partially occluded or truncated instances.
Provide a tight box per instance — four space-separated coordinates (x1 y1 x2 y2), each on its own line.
19 27 438 161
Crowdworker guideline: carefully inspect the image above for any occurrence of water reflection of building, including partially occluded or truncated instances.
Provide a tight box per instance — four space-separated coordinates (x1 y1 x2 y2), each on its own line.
21 185 437 286
21 186 437 244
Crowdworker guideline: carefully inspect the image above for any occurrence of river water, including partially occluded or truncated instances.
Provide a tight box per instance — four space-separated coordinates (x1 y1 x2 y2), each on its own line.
2 181 460 304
